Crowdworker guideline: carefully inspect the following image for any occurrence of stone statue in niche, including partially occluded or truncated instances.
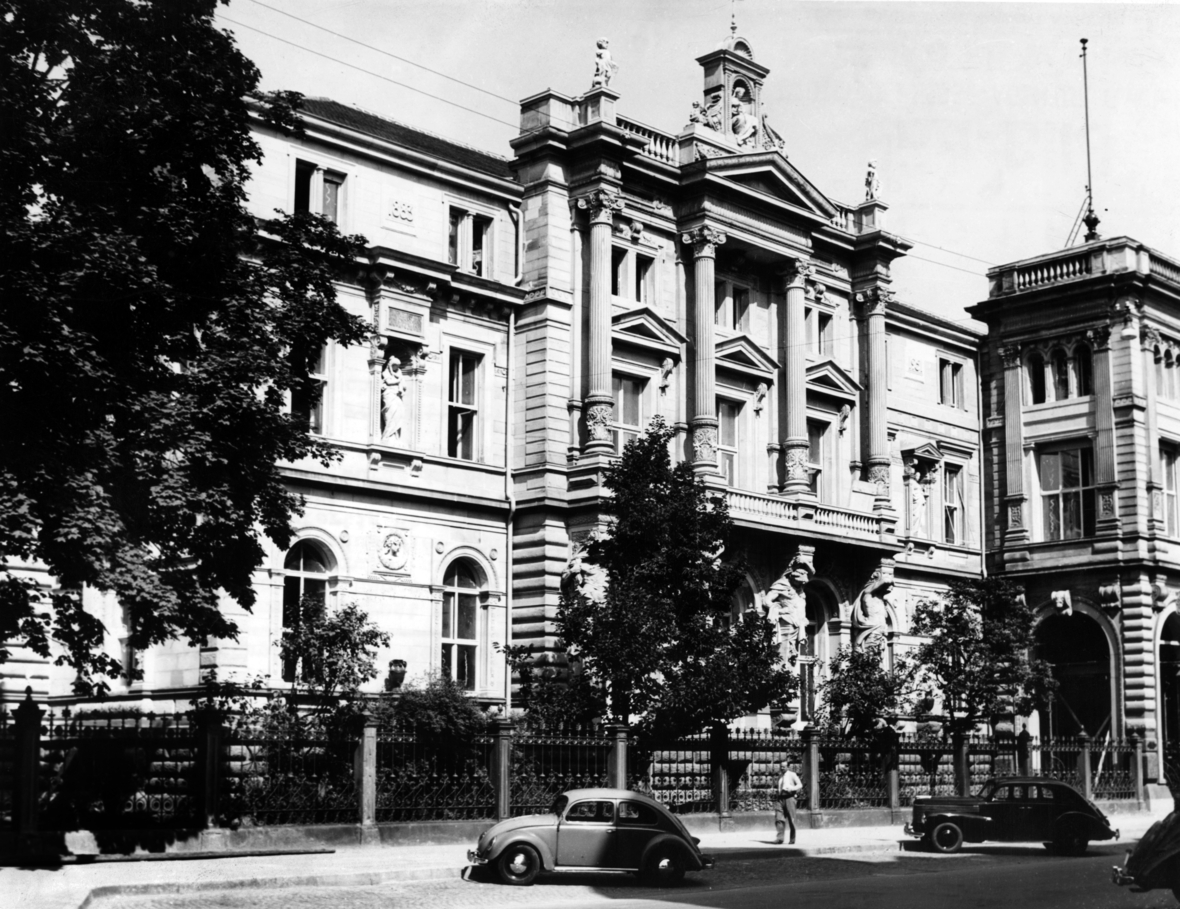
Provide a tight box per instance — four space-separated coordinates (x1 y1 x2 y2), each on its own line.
854 566 893 651
765 557 814 664
591 38 618 88
731 84 758 147
909 472 928 537
380 355 404 442
865 159 881 200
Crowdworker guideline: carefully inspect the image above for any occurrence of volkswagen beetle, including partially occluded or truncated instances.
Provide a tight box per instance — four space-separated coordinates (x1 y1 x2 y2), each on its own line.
467 787 715 886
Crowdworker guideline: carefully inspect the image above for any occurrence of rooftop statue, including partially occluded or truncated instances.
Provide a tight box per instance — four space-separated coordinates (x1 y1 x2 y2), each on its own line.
865 159 881 200
591 38 618 89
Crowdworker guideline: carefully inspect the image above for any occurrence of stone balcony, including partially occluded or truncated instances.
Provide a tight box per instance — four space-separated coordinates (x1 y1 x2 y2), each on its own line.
987 237 1180 298
725 488 898 547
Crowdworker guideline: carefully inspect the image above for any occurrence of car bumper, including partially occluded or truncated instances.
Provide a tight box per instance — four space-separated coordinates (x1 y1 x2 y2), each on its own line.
903 823 921 837
467 850 488 865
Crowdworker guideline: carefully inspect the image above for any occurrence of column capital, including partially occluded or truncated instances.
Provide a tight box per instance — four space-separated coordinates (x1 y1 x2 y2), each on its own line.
681 226 727 259
998 343 1022 367
777 256 814 289
1142 324 1162 351
577 188 625 224
854 285 894 317
1087 325 1112 352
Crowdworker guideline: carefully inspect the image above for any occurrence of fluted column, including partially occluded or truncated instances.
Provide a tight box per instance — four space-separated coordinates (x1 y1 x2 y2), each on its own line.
577 189 625 454
1091 324 1119 534
779 257 813 495
682 226 726 473
1143 326 1165 533
999 344 1029 546
858 287 892 509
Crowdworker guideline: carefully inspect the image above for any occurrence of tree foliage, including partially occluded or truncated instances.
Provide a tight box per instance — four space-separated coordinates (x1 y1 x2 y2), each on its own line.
818 644 916 740
911 577 1056 735
555 417 794 744
279 598 390 707
0 0 368 692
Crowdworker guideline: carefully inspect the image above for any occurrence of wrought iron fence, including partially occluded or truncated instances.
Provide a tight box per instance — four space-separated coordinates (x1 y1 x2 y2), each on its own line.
899 734 955 803
1027 737 1085 790
511 724 610 816
1091 740 1136 800
816 735 889 809
39 709 197 829
227 724 356 827
645 734 712 814
0 707 13 829
727 728 803 811
375 721 495 822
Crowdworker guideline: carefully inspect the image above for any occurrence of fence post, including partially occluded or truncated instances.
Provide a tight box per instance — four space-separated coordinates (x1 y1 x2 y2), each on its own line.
605 723 628 791
1016 727 1031 776
1131 734 1145 810
952 731 970 797
1078 732 1093 802
194 707 223 830
802 724 821 816
881 726 900 812
14 687 43 847
356 720 377 829
492 718 515 820
710 724 733 830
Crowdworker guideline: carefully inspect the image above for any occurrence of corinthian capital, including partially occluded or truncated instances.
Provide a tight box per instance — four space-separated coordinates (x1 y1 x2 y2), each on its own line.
778 256 814 289
998 344 1022 367
577 188 625 224
681 226 727 259
854 285 894 316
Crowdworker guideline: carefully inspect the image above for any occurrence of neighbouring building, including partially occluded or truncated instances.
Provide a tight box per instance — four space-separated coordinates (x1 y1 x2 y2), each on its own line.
971 235 1180 777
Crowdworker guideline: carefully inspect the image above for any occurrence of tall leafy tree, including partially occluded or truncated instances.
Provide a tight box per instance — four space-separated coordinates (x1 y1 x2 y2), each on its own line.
911 577 1056 735
558 417 794 743
0 0 368 693
819 644 916 740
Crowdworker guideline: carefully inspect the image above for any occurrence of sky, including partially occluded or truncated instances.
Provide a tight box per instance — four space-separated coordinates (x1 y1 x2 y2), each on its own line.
215 0 1180 327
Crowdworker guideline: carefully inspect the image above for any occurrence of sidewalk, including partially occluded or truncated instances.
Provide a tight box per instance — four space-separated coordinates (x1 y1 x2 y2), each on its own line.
4 806 1169 909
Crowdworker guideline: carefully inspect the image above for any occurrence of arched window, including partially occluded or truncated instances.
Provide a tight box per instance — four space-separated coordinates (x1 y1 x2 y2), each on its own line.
1027 352 1046 405
442 560 481 690
282 540 333 683
1074 343 1093 397
1050 349 1070 401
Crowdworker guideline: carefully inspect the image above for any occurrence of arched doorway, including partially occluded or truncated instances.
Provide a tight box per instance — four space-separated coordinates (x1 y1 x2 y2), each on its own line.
1035 612 1112 738
1159 613 1180 754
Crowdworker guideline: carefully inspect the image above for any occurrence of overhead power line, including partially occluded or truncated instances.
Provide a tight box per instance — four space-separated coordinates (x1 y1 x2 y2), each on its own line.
241 0 520 107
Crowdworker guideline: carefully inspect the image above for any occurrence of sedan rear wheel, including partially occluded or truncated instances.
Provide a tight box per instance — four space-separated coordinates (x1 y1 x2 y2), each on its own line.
497 843 541 886
930 821 964 854
1053 828 1089 857
643 845 687 887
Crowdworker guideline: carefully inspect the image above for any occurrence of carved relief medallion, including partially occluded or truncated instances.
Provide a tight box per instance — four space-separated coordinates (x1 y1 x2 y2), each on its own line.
693 425 718 462
785 447 808 481
868 464 891 495
378 530 409 572
585 402 614 442
1100 491 1115 517
1008 503 1023 529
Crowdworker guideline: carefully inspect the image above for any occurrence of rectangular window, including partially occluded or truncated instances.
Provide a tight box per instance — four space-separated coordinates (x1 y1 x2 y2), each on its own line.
1164 445 1178 537
943 463 964 545
807 420 832 501
732 287 750 332
448 208 494 276
1039 446 1096 541
448 350 480 460
635 254 654 304
291 346 327 435
940 358 963 407
611 247 627 297
611 374 644 454
322 172 343 224
294 160 314 214
717 399 741 487
714 280 729 326
294 160 344 224
441 587 478 691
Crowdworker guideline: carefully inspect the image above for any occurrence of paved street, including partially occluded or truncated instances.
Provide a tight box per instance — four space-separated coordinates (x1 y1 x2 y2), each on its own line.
104 841 1178 909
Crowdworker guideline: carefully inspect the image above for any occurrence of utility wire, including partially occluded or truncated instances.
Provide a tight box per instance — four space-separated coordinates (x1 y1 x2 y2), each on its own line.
220 16 523 132
907 240 995 267
241 0 520 107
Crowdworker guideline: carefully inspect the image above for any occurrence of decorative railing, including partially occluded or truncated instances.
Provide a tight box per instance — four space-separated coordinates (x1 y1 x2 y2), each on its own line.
510 724 610 816
727 728 804 811
642 733 712 814
617 116 678 165
1151 252 1180 286
991 241 1180 298
374 724 495 823
1016 252 1092 291
726 490 886 541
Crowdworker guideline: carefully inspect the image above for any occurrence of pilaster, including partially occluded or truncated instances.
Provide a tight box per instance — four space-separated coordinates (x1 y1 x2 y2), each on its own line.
1090 325 1119 535
1143 325 1165 533
999 343 1030 549
683 226 726 474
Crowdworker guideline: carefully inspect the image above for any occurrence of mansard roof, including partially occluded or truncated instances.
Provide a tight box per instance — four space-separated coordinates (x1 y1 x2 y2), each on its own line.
698 152 840 221
300 98 515 182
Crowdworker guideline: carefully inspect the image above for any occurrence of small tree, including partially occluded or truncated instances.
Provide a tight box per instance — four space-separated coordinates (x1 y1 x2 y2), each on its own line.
556 417 794 744
819 644 916 740
279 600 390 712
911 577 1055 736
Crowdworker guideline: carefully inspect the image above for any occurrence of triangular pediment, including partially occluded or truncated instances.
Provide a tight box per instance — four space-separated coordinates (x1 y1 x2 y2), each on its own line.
706 153 839 220
612 307 687 357
902 441 944 461
716 334 779 380
806 358 862 396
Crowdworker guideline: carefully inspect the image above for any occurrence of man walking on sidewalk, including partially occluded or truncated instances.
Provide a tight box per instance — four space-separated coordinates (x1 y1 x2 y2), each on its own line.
774 759 802 845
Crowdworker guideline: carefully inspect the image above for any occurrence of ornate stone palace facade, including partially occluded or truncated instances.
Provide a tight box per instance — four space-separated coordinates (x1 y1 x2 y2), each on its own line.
971 238 1180 775
3 32 983 725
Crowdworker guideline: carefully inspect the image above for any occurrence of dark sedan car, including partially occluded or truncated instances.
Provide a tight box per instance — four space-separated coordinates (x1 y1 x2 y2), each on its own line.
468 787 714 886
904 776 1118 855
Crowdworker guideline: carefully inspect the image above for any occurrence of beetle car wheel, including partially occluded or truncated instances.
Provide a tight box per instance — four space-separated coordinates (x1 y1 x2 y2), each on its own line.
497 843 541 886
643 846 687 887
930 821 964 855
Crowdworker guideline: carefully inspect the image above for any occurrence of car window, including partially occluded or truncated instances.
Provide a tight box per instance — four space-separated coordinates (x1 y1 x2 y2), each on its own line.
565 800 614 823
977 781 996 800
618 801 659 826
993 786 1010 801
1005 785 1024 801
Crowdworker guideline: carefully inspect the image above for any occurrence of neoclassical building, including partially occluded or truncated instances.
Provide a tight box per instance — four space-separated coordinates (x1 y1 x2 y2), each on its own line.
3 32 986 724
971 236 1180 775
